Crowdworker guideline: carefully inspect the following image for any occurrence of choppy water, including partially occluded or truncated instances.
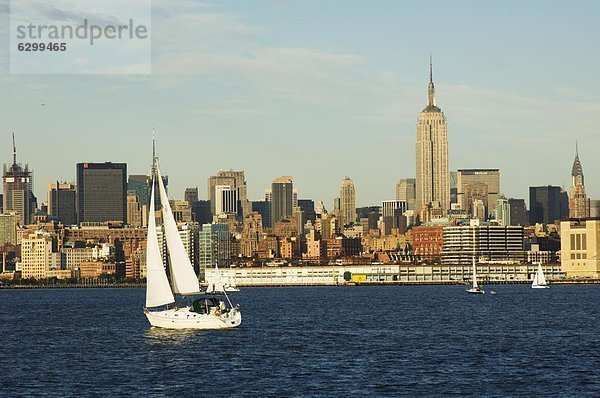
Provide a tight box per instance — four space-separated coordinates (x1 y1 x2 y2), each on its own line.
1 285 599 397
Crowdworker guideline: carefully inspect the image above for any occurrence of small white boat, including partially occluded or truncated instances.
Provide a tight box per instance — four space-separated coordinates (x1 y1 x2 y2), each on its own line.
144 142 241 330
466 229 484 294
532 262 550 289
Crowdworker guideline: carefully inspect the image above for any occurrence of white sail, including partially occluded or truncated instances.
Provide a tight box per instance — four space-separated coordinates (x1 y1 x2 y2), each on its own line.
145 178 175 308
533 263 547 287
472 257 478 289
157 165 200 295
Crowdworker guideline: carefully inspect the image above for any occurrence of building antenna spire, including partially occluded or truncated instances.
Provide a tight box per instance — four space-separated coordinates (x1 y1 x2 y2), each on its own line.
429 53 433 84
427 54 436 107
152 124 156 162
575 140 578 155
12 132 17 167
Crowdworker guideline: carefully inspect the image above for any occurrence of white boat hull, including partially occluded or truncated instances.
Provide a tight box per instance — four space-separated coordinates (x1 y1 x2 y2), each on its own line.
145 306 242 329
466 288 485 294
532 285 550 289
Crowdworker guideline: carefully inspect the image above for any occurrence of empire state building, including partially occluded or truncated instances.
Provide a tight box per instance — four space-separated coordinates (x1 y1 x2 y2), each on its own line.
415 58 450 214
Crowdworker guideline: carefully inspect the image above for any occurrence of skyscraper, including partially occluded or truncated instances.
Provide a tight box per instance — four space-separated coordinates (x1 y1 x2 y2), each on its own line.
529 186 569 225
339 177 356 227
214 185 238 218
457 169 500 219
77 162 127 224
271 176 293 225
48 182 77 226
184 187 198 204
415 57 450 215
2 134 34 225
569 145 590 218
207 170 248 219
396 178 416 210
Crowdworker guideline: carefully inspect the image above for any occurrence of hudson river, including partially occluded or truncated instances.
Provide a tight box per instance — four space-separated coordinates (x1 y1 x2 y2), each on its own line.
1 285 599 396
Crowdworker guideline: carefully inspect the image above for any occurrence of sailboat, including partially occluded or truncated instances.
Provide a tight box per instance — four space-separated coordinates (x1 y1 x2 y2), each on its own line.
144 154 241 329
206 264 240 293
466 227 484 294
466 256 485 294
531 262 550 289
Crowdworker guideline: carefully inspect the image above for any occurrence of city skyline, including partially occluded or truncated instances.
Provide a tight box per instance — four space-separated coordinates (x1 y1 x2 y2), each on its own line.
1 1 599 206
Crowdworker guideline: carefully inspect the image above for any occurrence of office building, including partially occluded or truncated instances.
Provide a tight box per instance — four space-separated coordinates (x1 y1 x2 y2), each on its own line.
298 199 316 225
396 178 416 210
271 176 293 225
569 146 590 218
529 186 568 225
214 185 238 219
381 200 407 235
508 198 527 226
208 170 248 219
191 200 212 225
590 200 600 218
415 58 450 214
198 223 231 281
0 213 17 245
48 182 77 226
3 134 34 225
560 218 600 278
495 195 510 227
184 187 198 204
441 223 524 265
339 177 356 227
457 169 500 219
77 162 127 224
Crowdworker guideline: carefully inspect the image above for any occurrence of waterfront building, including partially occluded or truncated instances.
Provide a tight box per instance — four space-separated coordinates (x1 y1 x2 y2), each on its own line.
21 230 60 279
77 162 127 224
208 170 249 219
396 178 416 210
560 218 600 278
198 223 231 281
529 186 568 225
2 135 34 225
568 146 590 218
339 177 357 227
415 57 450 214
441 222 524 265
0 214 17 245
271 176 293 226
47 182 77 226
457 169 500 220
409 225 444 262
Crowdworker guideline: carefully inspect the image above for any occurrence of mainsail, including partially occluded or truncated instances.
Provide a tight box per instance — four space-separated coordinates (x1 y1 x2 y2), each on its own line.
145 178 175 308
156 165 201 295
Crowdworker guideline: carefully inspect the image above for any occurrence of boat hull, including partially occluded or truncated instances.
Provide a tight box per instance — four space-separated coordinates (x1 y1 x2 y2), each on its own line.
466 288 485 294
145 306 242 329
532 285 550 289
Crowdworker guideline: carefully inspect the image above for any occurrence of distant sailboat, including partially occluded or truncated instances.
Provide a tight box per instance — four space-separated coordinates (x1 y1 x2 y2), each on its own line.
466 256 485 294
466 227 484 294
206 264 240 293
144 146 241 329
531 262 550 289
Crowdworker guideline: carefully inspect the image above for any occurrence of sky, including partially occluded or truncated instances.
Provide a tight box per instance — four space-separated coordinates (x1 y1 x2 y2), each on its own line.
1 0 600 207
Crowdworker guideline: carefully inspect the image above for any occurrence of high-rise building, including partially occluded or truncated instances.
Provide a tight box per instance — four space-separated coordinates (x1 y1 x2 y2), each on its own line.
76 162 127 224
560 219 600 278
508 198 527 226
415 58 450 215
3 134 34 225
396 178 416 210
569 145 590 218
590 200 600 218
529 186 569 225
495 195 510 227
457 169 500 219
214 185 238 219
207 170 248 219
184 187 198 204
48 182 77 226
198 223 230 281
449 171 458 205
127 175 149 206
339 177 356 227
191 200 212 225
126 193 144 227
271 176 293 225
298 199 316 224
21 230 61 279
0 214 17 245
381 200 407 235
441 223 524 265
